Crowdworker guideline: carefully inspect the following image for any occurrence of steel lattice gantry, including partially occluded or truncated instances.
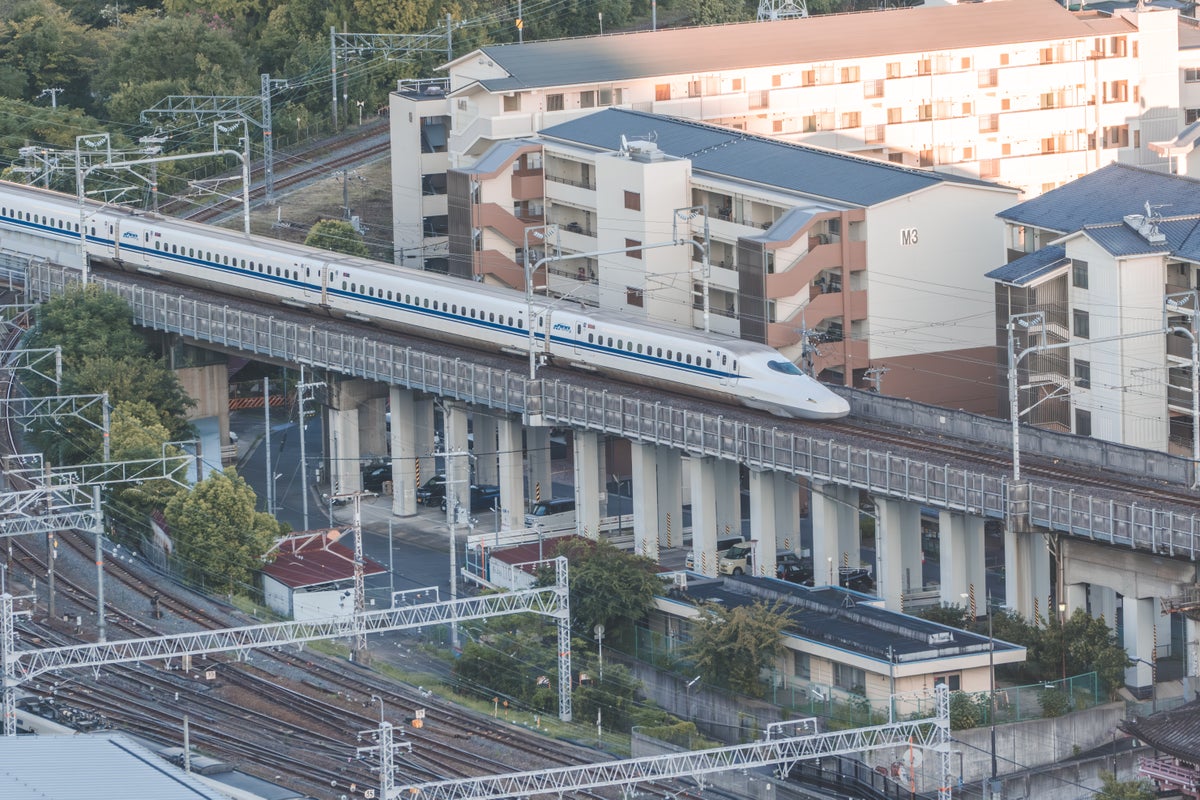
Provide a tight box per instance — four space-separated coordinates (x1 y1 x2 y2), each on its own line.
397 686 953 800
1 558 571 735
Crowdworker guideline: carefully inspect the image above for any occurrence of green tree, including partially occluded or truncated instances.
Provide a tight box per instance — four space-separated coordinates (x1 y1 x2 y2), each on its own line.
678 0 752 26
553 538 661 639
106 400 189 538
164 469 284 592
0 0 100 108
1037 609 1131 700
27 285 150 376
304 219 371 256
684 599 793 698
1093 772 1155 800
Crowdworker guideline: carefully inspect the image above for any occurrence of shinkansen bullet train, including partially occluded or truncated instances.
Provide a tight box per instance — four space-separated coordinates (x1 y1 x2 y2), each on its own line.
0 180 849 420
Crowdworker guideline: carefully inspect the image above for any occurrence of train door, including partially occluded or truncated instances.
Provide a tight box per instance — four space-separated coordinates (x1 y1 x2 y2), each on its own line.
716 349 734 386
317 262 330 307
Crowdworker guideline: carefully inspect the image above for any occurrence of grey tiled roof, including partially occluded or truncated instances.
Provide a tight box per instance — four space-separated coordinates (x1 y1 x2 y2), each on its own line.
1082 216 1200 259
985 244 1069 285
1121 698 1200 762
998 164 1200 234
460 0 1125 91
540 108 1001 207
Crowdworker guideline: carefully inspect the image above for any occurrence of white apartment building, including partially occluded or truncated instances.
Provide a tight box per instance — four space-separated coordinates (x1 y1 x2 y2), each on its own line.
391 0 1184 273
988 163 1200 452
451 109 1018 407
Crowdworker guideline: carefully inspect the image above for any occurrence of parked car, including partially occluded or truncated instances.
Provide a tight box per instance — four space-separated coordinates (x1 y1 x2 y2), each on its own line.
776 551 813 584
525 497 576 529
839 567 875 593
441 484 501 513
685 535 744 570
361 463 392 492
415 474 448 506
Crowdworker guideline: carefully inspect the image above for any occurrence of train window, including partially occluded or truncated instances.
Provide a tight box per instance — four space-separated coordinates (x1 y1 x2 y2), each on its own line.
387 290 393 300
607 337 614 347
732 360 737 371
341 281 347 290
242 259 247 268
636 344 643 354
423 299 429 308
73 222 78 232
276 267 281 276
205 251 211 261
767 360 804 375
706 358 712 368
154 241 160 250
588 334 594 343
188 248 194 258
222 255 228 265
171 244 177 254
617 339 623 349
656 348 662 358
721 354 727 365
405 294 411 304
686 354 693 365
489 312 495 323
667 350 673 360
451 304 457 314
42 215 46 224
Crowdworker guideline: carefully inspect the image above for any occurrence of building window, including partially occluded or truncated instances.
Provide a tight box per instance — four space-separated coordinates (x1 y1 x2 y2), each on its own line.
1186 68 1200 83
865 124 885 144
626 287 644 307
833 663 866 693
750 90 769 109
864 79 884 99
546 93 564 111
841 111 861 129
625 238 642 258
933 674 961 691
1104 125 1130 148
1187 108 1200 125
961 56 972 69
624 190 641 211
688 80 702 98
917 59 932 76
773 119 784 133
1000 53 1010 65
598 88 613 106
919 149 933 167
978 68 998 88
1040 47 1056 64
840 66 859 83
962 101 973 115
979 114 999 133
503 94 521 112
1075 408 1092 436
731 77 743 91
886 62 902 78
979 159 1000 179
1001 98 1011 111
1002 143 1012 156
655 83 671 101
793 652 811 680
962 146 974 160
580 91 595 108
1072 258 1088 289
918 103 932 121
887 107 903 124
1073 309 1090 339
1074 359 1091 389
1105 80 1128 103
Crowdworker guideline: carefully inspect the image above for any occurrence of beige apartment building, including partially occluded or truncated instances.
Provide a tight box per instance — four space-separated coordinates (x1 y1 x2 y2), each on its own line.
447 109 1017 405
392 0 1184 273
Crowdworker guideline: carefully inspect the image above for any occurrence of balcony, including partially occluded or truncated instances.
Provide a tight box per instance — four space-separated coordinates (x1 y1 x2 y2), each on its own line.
765 241 863 300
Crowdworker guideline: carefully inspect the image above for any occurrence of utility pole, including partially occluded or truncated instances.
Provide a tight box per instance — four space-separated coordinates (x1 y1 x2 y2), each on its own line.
433 447 471 652
264 378 274 516
38 88 64 109
863 365 889 394
296 368 326 531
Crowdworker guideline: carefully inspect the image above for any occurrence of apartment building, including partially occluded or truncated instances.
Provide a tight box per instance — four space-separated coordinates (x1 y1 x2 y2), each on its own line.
449 109 1017 406
391 0 1183 269
988 163 1200 452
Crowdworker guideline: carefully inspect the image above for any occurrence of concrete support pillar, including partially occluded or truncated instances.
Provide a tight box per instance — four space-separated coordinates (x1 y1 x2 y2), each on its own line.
388 387 418 517
631 442 660 561
874 497 922 610
360 395 388 459
713 460 742 539
443 401 470 516
1092 585 1118 626
1005 528 1052 623
527 427 552 511
773 472 799 552
473 413 498 485
328 379 371 495
1123 595 1156 694
574 431 602 539
656 449 683 550
938 512 986 608
811 482 859 585
747 469 779 577
497 416 525 531
1185 617 1200 693
690 457 719 577
1065 582 1089 616
413 396 436 492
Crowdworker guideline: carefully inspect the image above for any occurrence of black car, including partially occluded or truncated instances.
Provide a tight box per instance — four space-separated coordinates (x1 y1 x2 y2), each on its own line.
361 464 392 492
440 484 501 513
776 552 813 584
839 567 875 593
415 474 449 506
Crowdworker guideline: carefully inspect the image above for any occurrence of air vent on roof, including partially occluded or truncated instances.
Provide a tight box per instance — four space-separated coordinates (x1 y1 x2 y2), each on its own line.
927 631 955 645
1124 201 1168 246
627 140 663 163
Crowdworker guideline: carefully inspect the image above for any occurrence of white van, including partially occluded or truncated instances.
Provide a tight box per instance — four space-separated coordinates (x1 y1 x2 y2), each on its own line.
525 498 576 530
685 535 744 570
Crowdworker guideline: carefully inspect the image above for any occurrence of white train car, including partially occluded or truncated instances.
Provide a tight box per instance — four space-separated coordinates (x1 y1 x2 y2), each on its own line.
0 180 849 420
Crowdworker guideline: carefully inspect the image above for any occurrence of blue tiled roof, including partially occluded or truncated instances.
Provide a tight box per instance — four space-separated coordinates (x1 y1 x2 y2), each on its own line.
1083 216 1200 259
998 164 1200 233
986 244 1069 285
540 109 1002 207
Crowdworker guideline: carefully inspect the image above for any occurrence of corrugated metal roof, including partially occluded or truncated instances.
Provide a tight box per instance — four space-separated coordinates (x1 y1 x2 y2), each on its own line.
461 138 540 175
460 0 1128 90
0 734 233 799
540 108 999 206
262 533 387 588
998 164 1200 234
985 244 1070 285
